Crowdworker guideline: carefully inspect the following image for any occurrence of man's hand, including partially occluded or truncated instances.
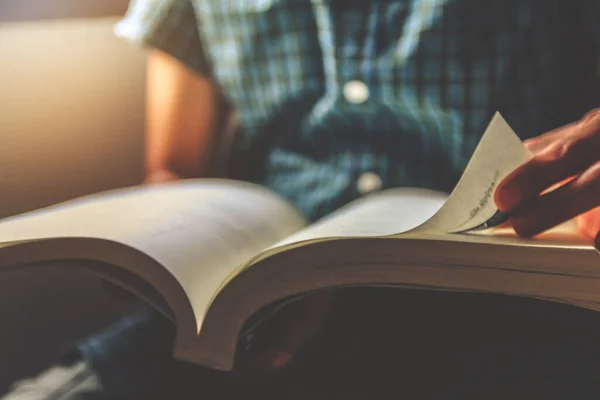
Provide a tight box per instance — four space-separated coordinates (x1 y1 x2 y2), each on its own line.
495 109 600 239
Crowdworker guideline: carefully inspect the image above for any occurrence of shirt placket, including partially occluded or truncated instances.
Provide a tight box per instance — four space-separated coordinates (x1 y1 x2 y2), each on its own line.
310 0 385 196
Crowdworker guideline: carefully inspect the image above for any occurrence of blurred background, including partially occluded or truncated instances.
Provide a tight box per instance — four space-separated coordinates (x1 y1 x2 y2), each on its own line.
0 0 147 393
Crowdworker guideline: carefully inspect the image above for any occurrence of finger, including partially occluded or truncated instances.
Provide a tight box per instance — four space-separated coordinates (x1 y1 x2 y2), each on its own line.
496 115 600 212
511 161 600 237
522 122 577 153
582 108 600 126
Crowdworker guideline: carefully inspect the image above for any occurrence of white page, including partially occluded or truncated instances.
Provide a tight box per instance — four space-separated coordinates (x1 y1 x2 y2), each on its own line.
0 179 306 320
264 112 532 253
407 112 532 234
270 188 447 248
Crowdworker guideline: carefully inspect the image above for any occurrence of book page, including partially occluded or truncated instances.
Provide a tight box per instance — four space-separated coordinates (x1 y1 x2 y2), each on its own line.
269 188 447 248
0 179 306 319
258 112 531 257
407 112 532 234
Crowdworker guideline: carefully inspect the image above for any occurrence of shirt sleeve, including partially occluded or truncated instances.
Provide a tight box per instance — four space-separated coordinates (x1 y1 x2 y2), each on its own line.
114 0 210 76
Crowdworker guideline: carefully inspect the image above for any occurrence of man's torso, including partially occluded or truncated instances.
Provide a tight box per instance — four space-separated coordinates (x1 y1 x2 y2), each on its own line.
186 0 599 219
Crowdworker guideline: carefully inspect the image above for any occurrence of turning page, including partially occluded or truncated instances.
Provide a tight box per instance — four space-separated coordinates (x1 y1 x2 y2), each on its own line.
407 112 532 234
259 112 532 255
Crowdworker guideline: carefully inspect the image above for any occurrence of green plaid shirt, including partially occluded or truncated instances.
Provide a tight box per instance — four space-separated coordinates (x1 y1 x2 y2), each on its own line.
116 0 599 221
77 1 599 396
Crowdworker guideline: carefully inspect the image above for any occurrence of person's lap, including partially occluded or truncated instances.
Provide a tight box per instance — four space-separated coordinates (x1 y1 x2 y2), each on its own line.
6 288 600 399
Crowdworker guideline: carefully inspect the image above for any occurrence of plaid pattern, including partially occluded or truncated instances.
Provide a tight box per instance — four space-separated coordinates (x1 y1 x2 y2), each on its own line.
72 1 600 396
116 0 600 221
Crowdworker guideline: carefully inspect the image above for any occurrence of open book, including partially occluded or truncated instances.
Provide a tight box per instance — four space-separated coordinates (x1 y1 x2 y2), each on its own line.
0 113 598 371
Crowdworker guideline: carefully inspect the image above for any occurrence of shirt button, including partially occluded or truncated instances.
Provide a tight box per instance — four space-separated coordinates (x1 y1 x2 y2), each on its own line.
343 80 369 104
356 172 382 195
